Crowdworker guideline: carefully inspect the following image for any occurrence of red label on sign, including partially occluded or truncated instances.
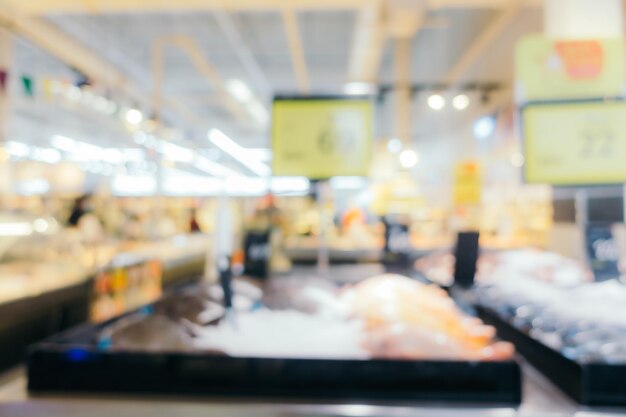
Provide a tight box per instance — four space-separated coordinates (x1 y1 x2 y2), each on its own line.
555 40 604 79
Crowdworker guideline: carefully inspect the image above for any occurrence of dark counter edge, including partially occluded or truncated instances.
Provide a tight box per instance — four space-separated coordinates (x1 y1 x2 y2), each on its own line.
25 295 521 405
476 305 626 406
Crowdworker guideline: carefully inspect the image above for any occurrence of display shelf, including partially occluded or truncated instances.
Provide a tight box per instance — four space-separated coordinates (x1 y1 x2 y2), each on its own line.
27 297 521 405
476 306 626 406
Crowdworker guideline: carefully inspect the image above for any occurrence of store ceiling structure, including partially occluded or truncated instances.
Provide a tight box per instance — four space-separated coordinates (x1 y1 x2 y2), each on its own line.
1 0 543 174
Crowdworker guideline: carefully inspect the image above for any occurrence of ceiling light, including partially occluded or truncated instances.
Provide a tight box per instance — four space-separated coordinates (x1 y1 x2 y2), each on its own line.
247 100 269 125
159 142 195 163
245 148 273 163
32 148 62 164
511 153 525 168
6 141 30 157
33 218 49 233
195 156 240 178
50 135 76 152
0 222 34 236
473 116 496 140
399 149 419 168
427 94 445 110
112 174 157 196
125 108 143 125
452 94 470 110
344 82 376 96
226 79 253 102
208 129 271 177
387 138 403 154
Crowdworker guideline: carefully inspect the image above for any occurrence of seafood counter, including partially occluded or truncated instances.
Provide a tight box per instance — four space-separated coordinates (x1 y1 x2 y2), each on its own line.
471 249 626 405
27 272 521 404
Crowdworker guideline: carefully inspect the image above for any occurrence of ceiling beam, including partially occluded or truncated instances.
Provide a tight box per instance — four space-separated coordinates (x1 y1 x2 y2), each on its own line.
152 35 252 126
0 5 220 132
443 0 524 85
347 1 386 83
4 0 541 15
281 9 310 94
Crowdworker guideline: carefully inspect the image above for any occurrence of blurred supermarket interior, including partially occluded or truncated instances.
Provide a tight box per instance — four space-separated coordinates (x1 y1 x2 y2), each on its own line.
1 0 626 416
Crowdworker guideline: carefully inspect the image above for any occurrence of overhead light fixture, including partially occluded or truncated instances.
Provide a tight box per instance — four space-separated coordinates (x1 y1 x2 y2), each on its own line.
112 174 157 196
32 148 62 164
208 129 271 177
6 141 30 158
473 116 496 140
245 148 273 163
0 222 34 236
399 149 419 168
226 79 253 103
344 82 376 96
33 218 50 233
195 155 240 178
387 138 403 154
452 94 470 110
247 100 270 125
125 108 143 125
511 153 525 168
427 94 445 111
159 142 195 163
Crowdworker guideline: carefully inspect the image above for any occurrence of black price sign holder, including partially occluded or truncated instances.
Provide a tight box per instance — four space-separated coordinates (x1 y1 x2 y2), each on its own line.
243 230 271 279
383 218 412 266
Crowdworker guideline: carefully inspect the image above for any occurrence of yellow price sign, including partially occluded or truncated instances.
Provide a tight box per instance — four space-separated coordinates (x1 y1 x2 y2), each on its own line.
523 101 626 185
453 161 481 205
272 98 373 179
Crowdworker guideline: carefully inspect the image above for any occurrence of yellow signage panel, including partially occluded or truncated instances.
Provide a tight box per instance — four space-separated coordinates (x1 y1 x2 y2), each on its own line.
524 101 626 185
516 35 625 101
272 98 373 179
453 161 482 205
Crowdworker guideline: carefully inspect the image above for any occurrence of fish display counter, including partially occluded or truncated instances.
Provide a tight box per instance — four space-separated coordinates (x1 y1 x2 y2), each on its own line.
27 270 521 404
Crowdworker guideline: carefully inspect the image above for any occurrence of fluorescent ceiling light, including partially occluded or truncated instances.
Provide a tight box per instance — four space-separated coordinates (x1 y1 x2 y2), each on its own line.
159 141 195 163
227 79 253 102
112 174 156 196
245 148 272 163
0 222 34 236
125 108 143 125
271 176 310 194
32 148 62 164
344 82 376 96
6 141 30 157
50 135 76 152
427 94 445 111
399 149 419 168
195 155 240 178
208 129 271 177
247 100 269 125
